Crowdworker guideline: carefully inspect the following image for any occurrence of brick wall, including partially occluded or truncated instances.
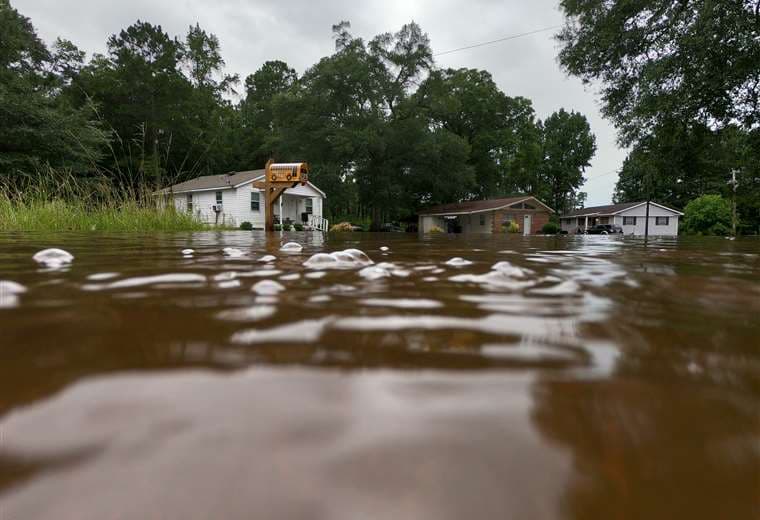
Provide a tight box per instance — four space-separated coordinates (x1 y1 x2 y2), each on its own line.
492 209 551 234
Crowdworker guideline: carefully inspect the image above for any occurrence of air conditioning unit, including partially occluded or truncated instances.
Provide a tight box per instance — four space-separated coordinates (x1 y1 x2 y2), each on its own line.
212 205 222 213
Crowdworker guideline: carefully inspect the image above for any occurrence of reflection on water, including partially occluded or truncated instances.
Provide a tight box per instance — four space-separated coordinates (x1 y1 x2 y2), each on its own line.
0 231 758 519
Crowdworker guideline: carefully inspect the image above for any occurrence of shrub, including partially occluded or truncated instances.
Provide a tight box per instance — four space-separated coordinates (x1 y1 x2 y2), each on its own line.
428 225 443 233
240 221 253 230
330 221 354 232
293 223 304 231
501 221 520 233
542 222 560 234
273 224 282 231
683 195 731 235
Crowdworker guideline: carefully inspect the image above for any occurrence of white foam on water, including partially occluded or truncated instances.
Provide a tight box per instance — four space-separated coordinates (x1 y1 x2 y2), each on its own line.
309 295 332 303
413 265 436 271
280 242 303 252
255 295 279 304
491 261 532 278
252 280 285 295
321 284 357 293
380 246 389 252
445 257 473 267
213 271 238 281
217 280 242 289
449 272 536 290
431 268 445 274
92 273 207 290
258 255 277 263
529 280 581 296
32 248 74 268
279 273 301 281
358 265 392 280
0 281 27 309
360 298 443 309
222 247 246 258
422 276 439 282
181 249 194 255
231 318 331 344
216 305 276 322
86 272 119 281
305 271 326 279
302 249 373 270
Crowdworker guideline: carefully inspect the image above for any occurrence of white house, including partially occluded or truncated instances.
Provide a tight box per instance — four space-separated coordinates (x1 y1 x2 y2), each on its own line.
560 201 683 236
159 170 328 230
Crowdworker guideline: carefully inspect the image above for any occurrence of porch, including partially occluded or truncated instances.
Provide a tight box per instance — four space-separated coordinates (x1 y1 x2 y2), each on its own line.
271 193 328 231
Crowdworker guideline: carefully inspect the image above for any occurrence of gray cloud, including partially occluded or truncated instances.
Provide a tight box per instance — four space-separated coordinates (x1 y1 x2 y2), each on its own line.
17 0 625 205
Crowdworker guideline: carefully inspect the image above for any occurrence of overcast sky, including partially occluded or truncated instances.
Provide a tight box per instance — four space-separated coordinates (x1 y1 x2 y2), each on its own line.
17 0 626 205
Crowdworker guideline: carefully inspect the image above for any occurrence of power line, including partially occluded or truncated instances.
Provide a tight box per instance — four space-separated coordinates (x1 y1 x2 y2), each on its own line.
434 26 562 57
584 169 619 182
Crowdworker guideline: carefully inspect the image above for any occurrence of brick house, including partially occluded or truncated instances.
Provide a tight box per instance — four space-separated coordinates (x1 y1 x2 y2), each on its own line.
418 196 554 235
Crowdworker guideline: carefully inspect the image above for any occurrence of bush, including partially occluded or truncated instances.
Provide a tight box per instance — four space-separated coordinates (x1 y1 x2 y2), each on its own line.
239 221 253 230
293 223 304 231
428 225 443 233
542 222 560 234
501 221 520 233
273 224 282 231
330 221 354 232
683 195 732 235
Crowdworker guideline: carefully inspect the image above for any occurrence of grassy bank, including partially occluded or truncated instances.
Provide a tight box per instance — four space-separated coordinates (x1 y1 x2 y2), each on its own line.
0 173 210 232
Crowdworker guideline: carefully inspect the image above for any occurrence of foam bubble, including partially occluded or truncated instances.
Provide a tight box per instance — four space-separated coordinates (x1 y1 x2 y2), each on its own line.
86 272 119 281
361 298 442 309
218 280 242 289
216 305 276 322
252 280 285 295
85 273 207 290
181 248 194 255
305 271 326 279
222 247 246 258
32 248 74 268
445 257 472 266
358 265 392 280
258 255 277 263
303 249 373 269
280 242 303 252
231 318 330 344
279 273 301 281
380 246 389 252
0 280 27 309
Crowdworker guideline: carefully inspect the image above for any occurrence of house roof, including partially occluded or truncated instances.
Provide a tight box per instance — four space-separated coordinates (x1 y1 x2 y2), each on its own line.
562 201 683 217
157 169 326 198
418 196 554 216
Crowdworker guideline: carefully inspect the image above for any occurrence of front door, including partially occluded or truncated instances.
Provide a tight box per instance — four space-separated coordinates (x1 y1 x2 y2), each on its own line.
523 214 531 236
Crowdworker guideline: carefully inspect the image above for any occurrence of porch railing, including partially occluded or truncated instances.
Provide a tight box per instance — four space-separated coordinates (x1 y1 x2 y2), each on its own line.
307 214 329 232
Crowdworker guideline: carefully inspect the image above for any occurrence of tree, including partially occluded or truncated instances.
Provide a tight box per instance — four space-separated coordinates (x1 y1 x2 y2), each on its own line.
538 109 596 214
0 0 106 181
557 0 760 146
683 194 732 235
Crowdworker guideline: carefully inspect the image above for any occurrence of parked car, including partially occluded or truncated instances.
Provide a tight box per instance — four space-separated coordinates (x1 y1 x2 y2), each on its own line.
586 224 623 234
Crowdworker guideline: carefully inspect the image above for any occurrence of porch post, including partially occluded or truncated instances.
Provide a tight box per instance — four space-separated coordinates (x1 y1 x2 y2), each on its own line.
584 215 588 233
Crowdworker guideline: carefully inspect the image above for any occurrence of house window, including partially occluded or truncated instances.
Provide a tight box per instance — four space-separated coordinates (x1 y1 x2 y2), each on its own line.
186 193 193 213
656 216 669 226
623 216 636 225
600 217 609 224
479 213 486 226
305 198 313 214
215 191 223 206
251 191 260 212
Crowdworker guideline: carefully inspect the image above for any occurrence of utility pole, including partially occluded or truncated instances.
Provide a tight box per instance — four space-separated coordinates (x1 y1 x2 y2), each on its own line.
729 169 739 237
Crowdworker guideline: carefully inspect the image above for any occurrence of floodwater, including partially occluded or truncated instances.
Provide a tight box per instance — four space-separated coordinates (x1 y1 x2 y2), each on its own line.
0 231 758 520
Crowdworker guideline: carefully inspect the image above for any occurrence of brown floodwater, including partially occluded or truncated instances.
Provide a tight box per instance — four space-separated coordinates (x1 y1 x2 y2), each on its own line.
0 231 758 519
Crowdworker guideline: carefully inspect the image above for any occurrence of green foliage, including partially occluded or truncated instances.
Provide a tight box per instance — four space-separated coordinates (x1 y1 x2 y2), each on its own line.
557 0 760 146
239 221 253 230
293 223 303 231
683 195 732 236
0 169 208 231
273 224 282 231
542 222 560 235
428 225 443 234
502 221 520 234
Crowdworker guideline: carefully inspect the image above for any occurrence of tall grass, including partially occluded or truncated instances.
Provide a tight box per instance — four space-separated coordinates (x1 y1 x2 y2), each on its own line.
0 169 210 232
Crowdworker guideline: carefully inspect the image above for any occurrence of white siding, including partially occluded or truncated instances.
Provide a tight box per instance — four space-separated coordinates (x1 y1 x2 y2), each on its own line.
420 215 446 233
617 205 679 236
172 181 324 229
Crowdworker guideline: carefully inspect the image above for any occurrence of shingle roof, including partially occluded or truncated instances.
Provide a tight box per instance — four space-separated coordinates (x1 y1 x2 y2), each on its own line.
157 170 264 194
561 202 642 217
418 196 553 215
